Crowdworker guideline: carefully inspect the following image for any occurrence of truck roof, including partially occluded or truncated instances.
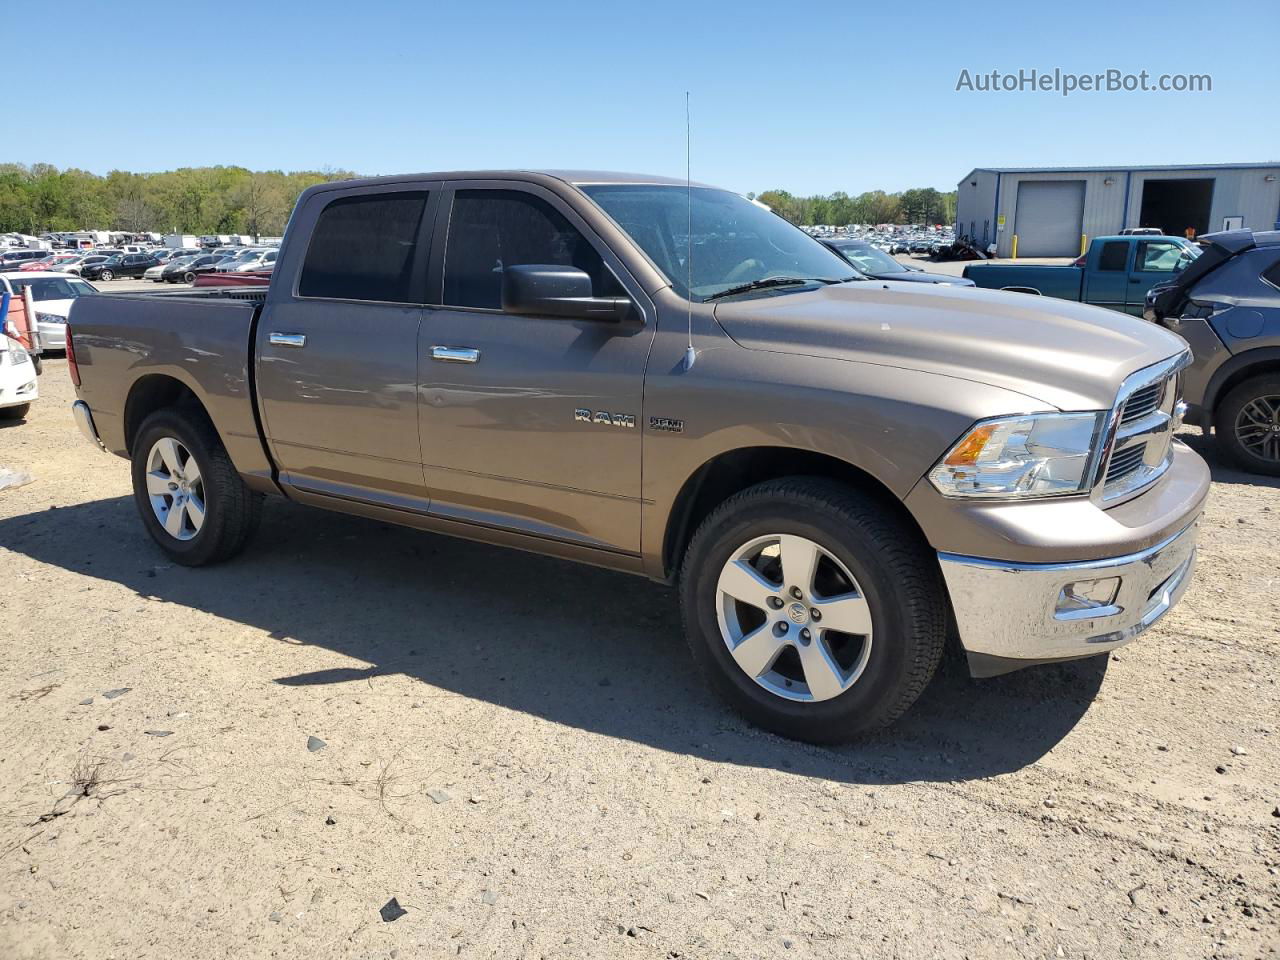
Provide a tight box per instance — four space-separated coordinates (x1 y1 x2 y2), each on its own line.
301 170 717 192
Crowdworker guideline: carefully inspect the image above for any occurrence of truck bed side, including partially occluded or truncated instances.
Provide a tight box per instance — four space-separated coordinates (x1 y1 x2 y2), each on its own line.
961 263 1085 301
69 290 277 488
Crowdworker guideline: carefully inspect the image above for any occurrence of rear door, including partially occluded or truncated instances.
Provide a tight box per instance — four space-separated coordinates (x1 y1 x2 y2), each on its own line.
1084 239 1132 310
255 182 440 509
1127 239 1190 314
416 181 654 555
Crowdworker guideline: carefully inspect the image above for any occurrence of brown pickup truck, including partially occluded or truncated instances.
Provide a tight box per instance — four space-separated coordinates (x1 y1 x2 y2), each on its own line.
66 170 1209 742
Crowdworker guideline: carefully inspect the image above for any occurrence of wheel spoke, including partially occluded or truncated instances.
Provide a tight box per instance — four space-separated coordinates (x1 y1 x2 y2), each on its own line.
145 470 172 496
164 500 187 537
797 637 847 701
182 456 201 485
717 559 778 611
814 592 872 635
729 624 787 678
155 437 183 476
184 494 206 531
778 534 820 596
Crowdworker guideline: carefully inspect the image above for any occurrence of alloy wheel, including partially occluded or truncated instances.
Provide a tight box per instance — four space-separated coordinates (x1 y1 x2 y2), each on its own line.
1234 394 1280 462
715 534 873 702
145 437 206 541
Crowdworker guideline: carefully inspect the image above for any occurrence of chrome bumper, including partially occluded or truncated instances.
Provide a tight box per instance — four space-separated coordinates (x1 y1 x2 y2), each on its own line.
939 518 1200 677
71 400 105 451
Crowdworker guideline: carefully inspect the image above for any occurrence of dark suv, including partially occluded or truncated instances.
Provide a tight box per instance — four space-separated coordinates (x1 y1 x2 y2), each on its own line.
83 253 162 281
1146 229 1280 475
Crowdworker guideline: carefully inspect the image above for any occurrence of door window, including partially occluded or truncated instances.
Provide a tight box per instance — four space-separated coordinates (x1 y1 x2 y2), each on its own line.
299 191 429 302
1097 241 1129 271
1136 240 1189 273
442 189 621 310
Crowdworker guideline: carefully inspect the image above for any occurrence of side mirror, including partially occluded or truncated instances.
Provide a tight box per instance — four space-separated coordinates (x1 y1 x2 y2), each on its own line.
502 264 631 322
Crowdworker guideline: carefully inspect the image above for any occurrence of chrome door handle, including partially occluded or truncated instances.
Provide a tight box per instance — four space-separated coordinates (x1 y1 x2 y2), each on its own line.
431 346 480 363
269 332 306 347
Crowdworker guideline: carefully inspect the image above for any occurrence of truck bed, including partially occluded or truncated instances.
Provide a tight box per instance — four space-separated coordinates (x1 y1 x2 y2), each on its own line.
68 286 274 485
961 263 1085 301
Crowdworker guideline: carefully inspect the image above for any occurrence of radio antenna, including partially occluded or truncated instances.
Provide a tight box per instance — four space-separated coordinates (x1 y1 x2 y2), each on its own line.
683 91 697 372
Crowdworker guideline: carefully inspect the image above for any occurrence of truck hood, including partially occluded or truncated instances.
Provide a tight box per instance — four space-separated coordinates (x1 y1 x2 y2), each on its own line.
713 280 1187 411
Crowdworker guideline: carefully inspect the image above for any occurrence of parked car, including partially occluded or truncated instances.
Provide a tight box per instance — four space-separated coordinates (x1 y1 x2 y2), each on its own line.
0 334 38 420
821 238 975 286
67 169 1206 743
212 249 266 273
161 254 226 284
62 254 113 276
963 235 1199 315
228 249 279 272
1 271 99 350
83 253 163 281
19 253 81 272
0 250 52 270
1121 227 1166 236
143 262 168 282
1143 229 1280 475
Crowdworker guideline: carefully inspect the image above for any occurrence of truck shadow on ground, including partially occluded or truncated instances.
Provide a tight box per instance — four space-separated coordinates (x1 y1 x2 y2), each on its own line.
0 495 1110 785
1176 428 1280 490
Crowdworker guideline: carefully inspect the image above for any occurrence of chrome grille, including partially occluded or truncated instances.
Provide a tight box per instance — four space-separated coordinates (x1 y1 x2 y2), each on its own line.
1097 352 1190 503
1120 382 1163 424
1105 443 1147 483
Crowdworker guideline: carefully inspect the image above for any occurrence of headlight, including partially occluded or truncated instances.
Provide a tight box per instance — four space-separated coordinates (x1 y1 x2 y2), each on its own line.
36 312 66 324
4 338 31 365
929 412 1104 499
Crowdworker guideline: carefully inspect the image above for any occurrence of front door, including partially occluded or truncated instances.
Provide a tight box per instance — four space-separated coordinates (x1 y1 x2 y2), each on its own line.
417 183 654 555
1085 239 1131 310
1126 239 1192 315
255 184 438 508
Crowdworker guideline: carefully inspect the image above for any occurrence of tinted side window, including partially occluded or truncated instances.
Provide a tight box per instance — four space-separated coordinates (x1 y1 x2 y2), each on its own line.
299 191 429 302
1263 256 1280 290
442 189 621 310
1098 241 1129 271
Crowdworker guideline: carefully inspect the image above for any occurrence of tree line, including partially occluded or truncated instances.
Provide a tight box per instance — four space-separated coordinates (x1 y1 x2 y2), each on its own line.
0 162 959 237
0 163 357 238
750 186 957 226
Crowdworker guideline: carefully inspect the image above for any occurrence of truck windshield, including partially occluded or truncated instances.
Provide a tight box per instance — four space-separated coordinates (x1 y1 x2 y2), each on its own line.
581 184 858 300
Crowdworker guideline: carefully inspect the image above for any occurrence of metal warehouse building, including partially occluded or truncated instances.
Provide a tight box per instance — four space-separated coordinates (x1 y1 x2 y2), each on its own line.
956 162 1280 258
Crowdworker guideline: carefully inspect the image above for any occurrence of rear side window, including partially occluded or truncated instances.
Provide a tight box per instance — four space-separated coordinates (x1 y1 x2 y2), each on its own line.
442 189 621 310
1262 256 1280 290
1098 241 1129 271
299 191 429 302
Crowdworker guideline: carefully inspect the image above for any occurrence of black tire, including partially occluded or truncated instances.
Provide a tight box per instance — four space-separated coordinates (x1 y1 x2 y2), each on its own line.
0 403 30 421
1214 374 1280 477
130 408 262 566
679 477 947 743
183 271 195 284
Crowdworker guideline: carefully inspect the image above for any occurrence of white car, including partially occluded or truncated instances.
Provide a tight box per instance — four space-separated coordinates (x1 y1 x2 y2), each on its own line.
230 249 278 272
143 262 167 282
0 335 37 420
0 272 99 351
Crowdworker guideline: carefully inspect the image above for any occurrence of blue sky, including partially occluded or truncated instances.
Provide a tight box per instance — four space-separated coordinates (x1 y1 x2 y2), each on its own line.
14 0 1276 195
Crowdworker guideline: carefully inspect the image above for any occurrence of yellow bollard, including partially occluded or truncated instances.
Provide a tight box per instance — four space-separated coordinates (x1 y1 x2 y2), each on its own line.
1080 234 1088 257
1011 234 1018 260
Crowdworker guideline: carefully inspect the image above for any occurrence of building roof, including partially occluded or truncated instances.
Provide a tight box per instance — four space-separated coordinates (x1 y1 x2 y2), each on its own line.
961 162 1280 183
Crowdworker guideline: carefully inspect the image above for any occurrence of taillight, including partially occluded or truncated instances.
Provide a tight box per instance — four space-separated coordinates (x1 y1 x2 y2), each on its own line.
66 326 80 387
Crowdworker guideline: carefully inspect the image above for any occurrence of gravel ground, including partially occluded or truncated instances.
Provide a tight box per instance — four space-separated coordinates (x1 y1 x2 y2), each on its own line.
1 361 1277 960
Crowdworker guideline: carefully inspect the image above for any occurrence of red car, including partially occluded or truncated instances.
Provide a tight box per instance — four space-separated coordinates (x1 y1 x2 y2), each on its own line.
19 253 81 272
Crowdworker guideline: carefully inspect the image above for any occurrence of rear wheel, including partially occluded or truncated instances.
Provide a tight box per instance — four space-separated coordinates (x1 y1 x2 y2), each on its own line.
1215 375 1280 476
130 409 262 565
99 269 113 281
679 477 947 743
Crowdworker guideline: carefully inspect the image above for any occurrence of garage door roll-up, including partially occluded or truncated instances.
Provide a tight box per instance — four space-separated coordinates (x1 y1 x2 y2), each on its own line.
1012 180 1086 258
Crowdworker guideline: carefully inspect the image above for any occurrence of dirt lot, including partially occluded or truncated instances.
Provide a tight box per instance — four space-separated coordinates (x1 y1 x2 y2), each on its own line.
1 361 1277 960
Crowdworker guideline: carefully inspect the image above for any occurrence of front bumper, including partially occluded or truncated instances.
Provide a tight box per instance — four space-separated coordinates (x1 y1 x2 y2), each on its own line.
940 515 1200 677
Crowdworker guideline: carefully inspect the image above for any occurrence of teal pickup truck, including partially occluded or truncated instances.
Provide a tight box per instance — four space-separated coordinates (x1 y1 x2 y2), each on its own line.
963 235 1200 315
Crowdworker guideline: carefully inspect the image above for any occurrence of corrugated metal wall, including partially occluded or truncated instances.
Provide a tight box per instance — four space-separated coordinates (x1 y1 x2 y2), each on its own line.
958 166 1280 259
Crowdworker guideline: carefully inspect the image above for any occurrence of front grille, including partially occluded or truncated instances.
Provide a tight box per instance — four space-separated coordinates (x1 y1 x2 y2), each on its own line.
1098 353 1189 502
1106 443 1146 483
1120 382 1162 424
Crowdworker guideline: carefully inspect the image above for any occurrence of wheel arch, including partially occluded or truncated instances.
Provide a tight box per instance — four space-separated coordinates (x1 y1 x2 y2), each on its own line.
123 373 215 457
659 445 930 581
1203 346 1280 415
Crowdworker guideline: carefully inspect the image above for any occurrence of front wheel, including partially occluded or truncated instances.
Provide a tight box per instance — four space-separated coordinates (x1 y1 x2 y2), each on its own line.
1215 375 1280 476
99 270 113 281
679 478 947 743
130 409 262 565
183 271 196 284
